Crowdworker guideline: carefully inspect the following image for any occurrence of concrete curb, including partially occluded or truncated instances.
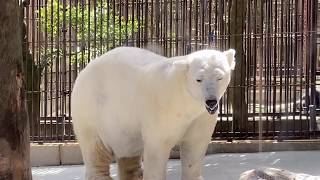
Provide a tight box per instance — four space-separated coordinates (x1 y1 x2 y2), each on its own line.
31 140 320 166
31 143 82 166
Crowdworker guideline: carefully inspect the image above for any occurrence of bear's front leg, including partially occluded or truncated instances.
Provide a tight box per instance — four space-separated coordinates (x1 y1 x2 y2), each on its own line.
180 113 218 180
142 141 172 180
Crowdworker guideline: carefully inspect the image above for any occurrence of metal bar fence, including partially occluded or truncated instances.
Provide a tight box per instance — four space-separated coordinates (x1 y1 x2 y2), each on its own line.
22 0 320 143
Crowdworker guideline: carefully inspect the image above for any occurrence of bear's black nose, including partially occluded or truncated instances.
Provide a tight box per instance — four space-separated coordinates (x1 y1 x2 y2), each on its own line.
206 99 217 108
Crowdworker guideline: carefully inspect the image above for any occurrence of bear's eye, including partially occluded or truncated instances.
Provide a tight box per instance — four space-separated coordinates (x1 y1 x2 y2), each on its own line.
217 77 223 81
196 79 202 83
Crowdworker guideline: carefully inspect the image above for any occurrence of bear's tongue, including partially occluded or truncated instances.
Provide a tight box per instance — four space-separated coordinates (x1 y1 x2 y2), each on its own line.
206 105 218 115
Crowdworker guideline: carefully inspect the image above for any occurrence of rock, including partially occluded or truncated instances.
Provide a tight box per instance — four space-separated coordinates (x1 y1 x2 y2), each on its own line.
239 168 320 180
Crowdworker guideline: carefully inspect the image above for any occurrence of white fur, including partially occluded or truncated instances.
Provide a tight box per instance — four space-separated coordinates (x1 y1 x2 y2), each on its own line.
71 47 235 180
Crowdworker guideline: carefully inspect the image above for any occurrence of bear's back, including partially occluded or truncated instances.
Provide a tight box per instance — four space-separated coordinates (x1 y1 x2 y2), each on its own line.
72 47 169 106
98 47 166 68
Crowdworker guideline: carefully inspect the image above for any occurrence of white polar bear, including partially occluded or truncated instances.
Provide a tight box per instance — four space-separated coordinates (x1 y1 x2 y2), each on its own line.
71 47 235 180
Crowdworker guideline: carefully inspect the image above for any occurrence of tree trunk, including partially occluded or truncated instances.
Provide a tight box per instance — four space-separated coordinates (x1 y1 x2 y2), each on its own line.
229 0 248 133
0 0 32 179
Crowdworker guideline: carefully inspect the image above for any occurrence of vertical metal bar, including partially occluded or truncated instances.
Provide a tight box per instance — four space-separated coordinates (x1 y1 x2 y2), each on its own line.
43 0 48 142
285 0 290 138
50 0 54 141
201 0 205 49
141 0 144 46
182 0 186 54
219 1 228 138
74 0 79 75
194 0 198 50
24 0 30 142
55 0 61 141
61 0 68 142
279 0 284 139
252 0 257 137
175 0 179 56
140 0 143 47
159 0 163 52
310 0 318 136
223 0 226 49
155 0 159 44
269 0 273 138
125 0 129 45
73 0 79 140
284 0 289 137
150 0 154 44
259 0 264 140
100 0 103 54
225 0 230 139
37 0 41 142
119 0 122 47
93 0 97 57
245 0 250 137
292 0 299 136
272 0 278 138
269 0 273 137
163 0 167 55
214 0 218 49
289 0 293 136
169 0 173 57
136 0 140 47
131 0 135 46
226 85 230 139
81 0 85 69
219 0 224 50
68 0 73 141
208 0 212 47
300 0 305 137
222 1 228 140
87 0 91 62
290 0 294 136
241 0 246 138
23 0 29 142
264 0 269 137
106 0 110 49
258 0 263 143
188 0 192 53
30 0 35 141
246 0 251 138
303 1 310 138
144 0 149 47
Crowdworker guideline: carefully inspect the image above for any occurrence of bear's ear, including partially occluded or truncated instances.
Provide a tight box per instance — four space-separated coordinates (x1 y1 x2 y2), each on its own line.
223 49 236 70
172 60 189 73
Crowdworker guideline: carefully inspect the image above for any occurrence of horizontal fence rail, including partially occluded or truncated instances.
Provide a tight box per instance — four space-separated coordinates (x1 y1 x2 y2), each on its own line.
23 0 320 143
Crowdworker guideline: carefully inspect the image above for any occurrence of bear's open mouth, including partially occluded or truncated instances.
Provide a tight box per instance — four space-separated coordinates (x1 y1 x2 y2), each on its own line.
206 105 218 115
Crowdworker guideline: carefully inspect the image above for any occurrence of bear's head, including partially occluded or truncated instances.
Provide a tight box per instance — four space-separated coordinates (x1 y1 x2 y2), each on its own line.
173 49 235 115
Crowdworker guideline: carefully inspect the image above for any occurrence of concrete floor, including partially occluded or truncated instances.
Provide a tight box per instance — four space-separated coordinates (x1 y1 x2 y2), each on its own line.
32 151 320 180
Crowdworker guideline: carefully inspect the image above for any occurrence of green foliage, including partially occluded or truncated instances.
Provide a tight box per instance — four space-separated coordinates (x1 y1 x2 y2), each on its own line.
39 0 139 64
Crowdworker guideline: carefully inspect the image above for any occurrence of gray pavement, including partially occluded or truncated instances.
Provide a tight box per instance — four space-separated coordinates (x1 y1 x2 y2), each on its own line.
32 151 320 180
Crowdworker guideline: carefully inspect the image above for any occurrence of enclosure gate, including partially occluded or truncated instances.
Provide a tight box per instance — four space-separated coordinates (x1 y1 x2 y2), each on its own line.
23 0 320 142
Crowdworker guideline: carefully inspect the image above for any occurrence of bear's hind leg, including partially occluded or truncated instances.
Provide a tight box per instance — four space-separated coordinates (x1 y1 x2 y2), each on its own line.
118 156 143 180
77 131 113 180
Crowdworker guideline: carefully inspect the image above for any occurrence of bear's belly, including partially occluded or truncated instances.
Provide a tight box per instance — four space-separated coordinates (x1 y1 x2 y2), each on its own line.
93 107 195 158
94 111 145 158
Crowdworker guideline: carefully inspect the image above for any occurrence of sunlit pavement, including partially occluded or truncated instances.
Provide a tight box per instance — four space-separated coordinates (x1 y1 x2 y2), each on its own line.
32 151 320 180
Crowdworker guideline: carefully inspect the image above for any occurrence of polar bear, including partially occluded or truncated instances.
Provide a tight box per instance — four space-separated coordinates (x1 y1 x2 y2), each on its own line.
71 47 235 180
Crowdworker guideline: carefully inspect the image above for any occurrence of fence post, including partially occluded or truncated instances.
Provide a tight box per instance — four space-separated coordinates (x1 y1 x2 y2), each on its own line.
310 0 318 138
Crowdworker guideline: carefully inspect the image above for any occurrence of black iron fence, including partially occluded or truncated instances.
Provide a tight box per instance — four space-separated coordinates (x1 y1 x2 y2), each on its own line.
23 0 320 143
